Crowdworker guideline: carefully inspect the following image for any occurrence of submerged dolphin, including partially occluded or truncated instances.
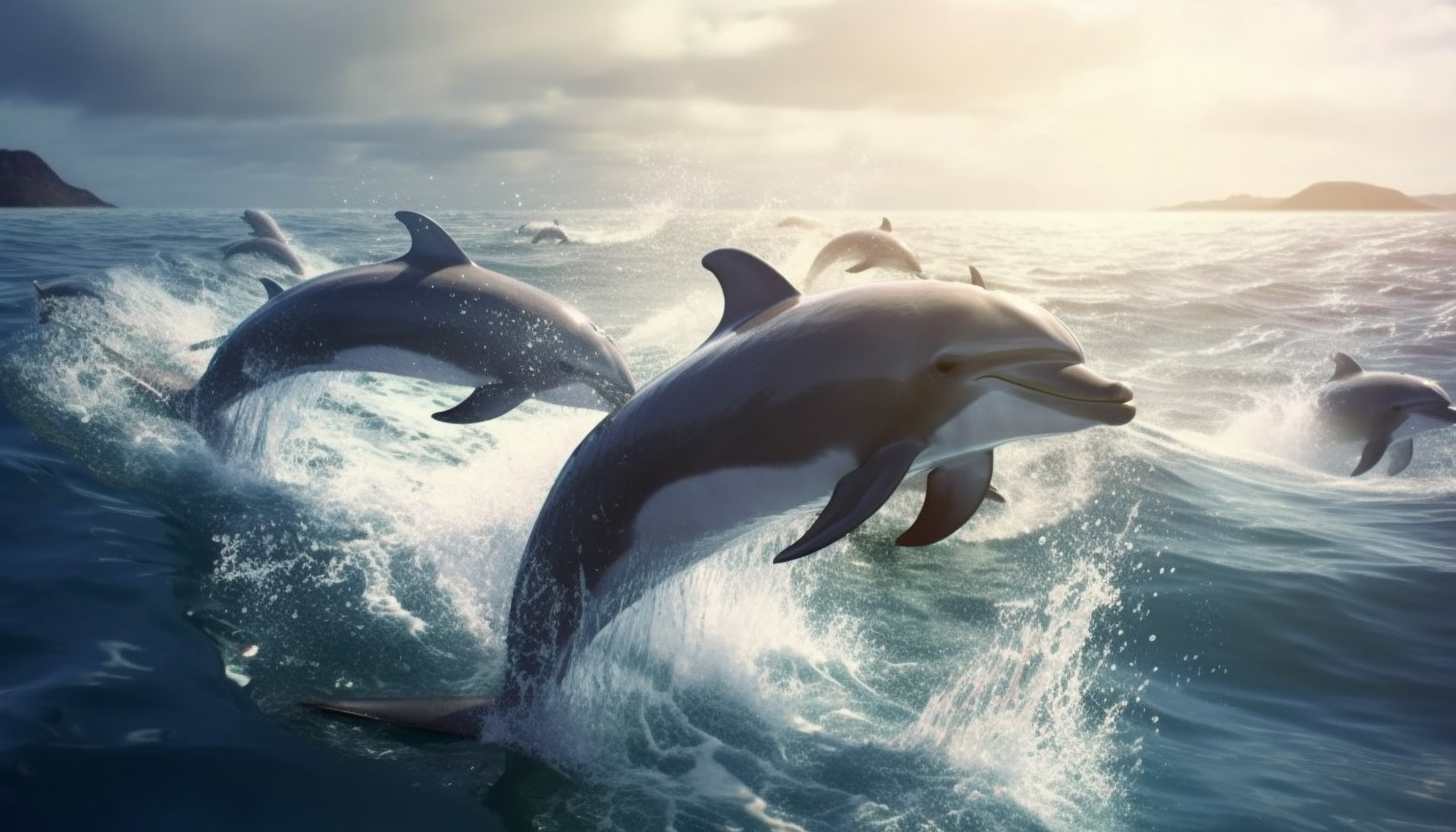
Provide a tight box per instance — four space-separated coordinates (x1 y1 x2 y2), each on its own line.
531 226 569 244
309 248 1134 734
221 209 305 275
161 211 634 445
804 217 923 290
1316 352 1456 475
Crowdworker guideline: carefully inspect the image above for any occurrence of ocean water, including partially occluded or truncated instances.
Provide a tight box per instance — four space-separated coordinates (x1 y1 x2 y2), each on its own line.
1 207 1454 832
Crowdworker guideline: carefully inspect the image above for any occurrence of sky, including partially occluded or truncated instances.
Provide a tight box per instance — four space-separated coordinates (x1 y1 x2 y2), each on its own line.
1 0 1453 210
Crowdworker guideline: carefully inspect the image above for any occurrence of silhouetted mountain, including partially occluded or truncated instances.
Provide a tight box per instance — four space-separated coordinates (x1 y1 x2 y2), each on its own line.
1160 181 1446 212
0 150 114 208
1159 193 1283 211
1274 181 1434 211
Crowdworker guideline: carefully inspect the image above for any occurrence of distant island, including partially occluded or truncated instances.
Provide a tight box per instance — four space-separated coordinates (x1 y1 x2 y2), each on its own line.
1161 181 1450 211
0 149 114 208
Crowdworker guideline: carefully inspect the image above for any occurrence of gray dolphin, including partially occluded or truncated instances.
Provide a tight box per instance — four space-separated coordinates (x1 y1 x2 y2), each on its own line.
308 248 1134 733
221 209 305 275
517 219 560 236
33 277 104 323
1316 352 1456 475
531 226 569 244
804 218 923 289
161 211 633 445
775 215 824 230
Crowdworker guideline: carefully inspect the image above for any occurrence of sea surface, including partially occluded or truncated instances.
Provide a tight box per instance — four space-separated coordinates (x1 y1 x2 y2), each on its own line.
1 208 1454 832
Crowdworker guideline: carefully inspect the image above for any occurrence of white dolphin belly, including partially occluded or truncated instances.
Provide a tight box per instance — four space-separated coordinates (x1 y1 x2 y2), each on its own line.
330 345 494 388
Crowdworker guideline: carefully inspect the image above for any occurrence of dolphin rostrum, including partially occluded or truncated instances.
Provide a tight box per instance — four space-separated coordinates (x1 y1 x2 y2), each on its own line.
1316 352 1456 475
221 209 305 275
161 211 633 446
308 248 1134 734
804 218 923 290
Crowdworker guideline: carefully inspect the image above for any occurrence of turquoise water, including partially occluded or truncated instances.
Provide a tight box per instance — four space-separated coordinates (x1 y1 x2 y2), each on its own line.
2 208 1454 831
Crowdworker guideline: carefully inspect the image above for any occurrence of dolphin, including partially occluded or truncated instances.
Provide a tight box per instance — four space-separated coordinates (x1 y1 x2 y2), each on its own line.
804 218 923 290
517 219 560 236
33 277 104 323
154 211 634 446
531 226 569 244
307 248 1134 734
775 215 824 230
1315 352 1456 475
221 209 305 275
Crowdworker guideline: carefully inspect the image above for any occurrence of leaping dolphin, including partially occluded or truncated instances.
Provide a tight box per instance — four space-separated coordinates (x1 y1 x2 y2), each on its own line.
221 209 305 275
1316 352 1456 475
308 248 1135 734
517 219 560 236
152 211 634 446
804 217 923 290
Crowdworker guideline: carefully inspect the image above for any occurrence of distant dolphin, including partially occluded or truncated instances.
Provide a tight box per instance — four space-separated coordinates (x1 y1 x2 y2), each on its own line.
221 209 305 275
804 218 923 290
775 215 824 230
143 211 633 446
33 277 104 324
517 219 560 236
1316 352 1456 475
307 248 1134 733
531 226 569 244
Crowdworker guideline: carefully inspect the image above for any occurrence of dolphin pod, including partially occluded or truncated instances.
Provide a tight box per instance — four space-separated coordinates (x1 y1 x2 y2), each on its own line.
160 211 634 446
308 247 1136 732
221 209 306 275
1316 352 1456 475
804 217 923 290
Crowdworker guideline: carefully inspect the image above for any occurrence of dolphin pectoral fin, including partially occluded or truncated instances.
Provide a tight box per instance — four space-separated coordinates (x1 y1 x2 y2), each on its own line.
303 697 491 738
986 483 1007 504
1386 438 1414 475
186 334 229 352
896 451 995 547
700 249 801 342
431 383 531 423
773 439 925 564
844 260 875 274
259 277 285 300
1351 437 1390 476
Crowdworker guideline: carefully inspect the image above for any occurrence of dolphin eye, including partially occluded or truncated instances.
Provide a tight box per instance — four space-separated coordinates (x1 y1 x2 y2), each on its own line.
933 357 961 376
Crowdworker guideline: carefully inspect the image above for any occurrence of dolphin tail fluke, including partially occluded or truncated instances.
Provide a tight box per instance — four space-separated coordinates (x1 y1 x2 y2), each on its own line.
303 696 492 738
431 383 532 423
774 439 925 563
1351 437 1390 476
1386 438 1414 476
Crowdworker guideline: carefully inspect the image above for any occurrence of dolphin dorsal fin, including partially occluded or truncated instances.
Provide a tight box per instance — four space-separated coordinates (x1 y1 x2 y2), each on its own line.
700 248 800 341
879 217 892 232
968 265 985 288
1330 352 1363 381
394 211 472 269
259 277 285 300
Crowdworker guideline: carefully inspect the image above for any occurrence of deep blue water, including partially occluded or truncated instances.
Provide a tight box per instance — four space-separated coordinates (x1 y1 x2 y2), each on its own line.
1 208 1454 831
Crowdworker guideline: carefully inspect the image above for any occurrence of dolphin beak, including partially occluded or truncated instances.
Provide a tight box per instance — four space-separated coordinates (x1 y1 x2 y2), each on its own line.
993 362 1136 424
590 347 637 409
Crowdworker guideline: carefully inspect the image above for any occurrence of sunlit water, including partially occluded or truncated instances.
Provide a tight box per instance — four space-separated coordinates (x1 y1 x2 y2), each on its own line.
2 208 1454 831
